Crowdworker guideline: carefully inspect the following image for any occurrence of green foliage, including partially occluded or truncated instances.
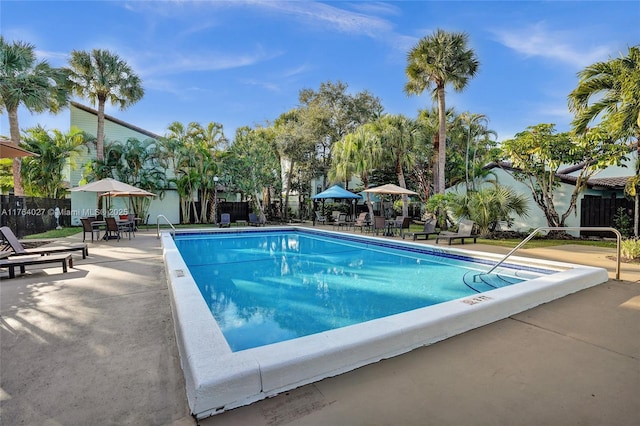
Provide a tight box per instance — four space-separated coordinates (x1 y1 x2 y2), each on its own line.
224 126 280 222
501 123 627 228
450 185 530 235
612 207 634 237
405 28 480 194
21 125 90 198
621 238 640 260
66 48 144 160
159 121 225 223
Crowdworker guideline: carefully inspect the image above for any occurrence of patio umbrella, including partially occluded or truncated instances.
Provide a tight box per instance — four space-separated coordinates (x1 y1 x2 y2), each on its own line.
363 184 417 218
0 137 39 158
70 177 151 194
362 183 418 195
70 178 155 217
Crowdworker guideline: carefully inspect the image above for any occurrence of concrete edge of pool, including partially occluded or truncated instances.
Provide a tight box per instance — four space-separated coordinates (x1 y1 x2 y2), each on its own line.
161 227 609 420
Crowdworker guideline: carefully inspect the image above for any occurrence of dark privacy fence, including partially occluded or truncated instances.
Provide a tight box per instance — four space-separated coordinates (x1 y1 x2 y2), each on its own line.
0 196 71 238
580 195 634 237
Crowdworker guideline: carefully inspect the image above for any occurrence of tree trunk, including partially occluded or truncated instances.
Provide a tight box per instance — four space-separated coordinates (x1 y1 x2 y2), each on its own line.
437 86 446 194
8 107 25 196
284 161 295 222
96 98 106 161
397 164 409 217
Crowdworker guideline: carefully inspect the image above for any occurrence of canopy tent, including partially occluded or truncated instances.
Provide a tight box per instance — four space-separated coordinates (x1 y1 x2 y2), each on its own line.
311 185 361 224
312 185 362 200
0 137 38 158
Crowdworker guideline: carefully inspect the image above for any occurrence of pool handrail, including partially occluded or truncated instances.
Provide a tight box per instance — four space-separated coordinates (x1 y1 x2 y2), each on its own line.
483 226 621 280
156 214 176 238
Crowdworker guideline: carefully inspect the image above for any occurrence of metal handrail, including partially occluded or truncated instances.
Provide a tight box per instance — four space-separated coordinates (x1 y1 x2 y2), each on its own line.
156 214 176 238
484 227 621 280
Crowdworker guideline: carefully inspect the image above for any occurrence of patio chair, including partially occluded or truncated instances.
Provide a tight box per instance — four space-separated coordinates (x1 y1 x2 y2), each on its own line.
314 211 327 226
397 217 411 238
404 218 439 240
104 217 128 241
435 220 478 245
352 212 370 233
0 226 88 259
219 213 231 228
372 216 387 236
80 218 101 242
248 213 265 226
1 253 72 279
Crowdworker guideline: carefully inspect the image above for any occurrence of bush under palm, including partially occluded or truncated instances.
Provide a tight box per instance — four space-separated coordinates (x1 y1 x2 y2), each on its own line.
451 185 529 235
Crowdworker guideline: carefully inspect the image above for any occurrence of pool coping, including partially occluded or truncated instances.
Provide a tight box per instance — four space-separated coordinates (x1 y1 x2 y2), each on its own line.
161 226 609 419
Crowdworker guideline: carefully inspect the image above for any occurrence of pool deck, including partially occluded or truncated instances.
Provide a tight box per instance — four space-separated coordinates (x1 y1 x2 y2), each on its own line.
1 225 638 425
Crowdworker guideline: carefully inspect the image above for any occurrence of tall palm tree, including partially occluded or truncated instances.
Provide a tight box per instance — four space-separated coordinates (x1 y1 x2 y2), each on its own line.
0 37 69 195
405 29 479 194
66 49 144 161
568 45 640 236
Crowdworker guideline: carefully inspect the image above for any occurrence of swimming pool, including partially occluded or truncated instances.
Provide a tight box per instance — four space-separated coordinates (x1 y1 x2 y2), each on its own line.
176 231 533 351
162 226 608 419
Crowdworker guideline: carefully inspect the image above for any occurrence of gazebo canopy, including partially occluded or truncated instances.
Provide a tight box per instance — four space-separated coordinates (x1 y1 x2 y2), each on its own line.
312 185 361 200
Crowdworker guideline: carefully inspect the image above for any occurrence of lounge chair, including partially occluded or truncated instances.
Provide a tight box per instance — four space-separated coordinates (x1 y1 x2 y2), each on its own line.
0 226 88 259
352 212 370 233
0 253 72 279
435 220 478 245
80 218 101 242
404 218 439 240
219 213 231 228
248 213 265 226
314 211 327 225
332 213 349 230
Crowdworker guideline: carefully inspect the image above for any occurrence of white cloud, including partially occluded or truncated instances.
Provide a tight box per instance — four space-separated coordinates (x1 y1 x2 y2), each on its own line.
491 22 613 68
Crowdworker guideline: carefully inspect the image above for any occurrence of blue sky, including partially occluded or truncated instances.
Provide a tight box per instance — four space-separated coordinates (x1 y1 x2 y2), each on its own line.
1 1 637 143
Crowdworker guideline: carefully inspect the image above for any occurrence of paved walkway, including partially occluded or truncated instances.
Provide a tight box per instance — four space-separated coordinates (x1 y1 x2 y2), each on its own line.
1 227 638 425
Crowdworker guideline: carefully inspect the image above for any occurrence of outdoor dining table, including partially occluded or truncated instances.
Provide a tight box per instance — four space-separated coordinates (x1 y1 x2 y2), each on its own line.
89 218 134 240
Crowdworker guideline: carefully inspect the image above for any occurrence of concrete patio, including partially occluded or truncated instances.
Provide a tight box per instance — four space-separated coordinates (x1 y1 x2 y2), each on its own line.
1 227 638 425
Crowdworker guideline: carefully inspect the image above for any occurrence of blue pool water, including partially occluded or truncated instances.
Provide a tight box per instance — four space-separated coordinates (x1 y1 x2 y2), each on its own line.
175 230 527 351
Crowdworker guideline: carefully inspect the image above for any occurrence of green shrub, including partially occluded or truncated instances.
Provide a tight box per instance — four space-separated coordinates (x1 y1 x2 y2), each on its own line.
612 207 634 238
621 238 640 260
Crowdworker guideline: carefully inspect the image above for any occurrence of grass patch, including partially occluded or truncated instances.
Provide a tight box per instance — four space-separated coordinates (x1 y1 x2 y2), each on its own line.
24 227 83 239
476 238 617 249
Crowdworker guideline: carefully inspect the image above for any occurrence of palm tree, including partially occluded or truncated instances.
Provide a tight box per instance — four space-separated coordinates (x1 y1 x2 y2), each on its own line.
0 37 69 195
21 125 89 198
376 114 423 217
568 45 640 236
405 29 480 194
66 49 144 161
330 124 383 219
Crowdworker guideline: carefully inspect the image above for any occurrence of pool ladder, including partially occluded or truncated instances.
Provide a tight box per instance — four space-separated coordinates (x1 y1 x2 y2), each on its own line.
476 226 622 281
156 214 176 238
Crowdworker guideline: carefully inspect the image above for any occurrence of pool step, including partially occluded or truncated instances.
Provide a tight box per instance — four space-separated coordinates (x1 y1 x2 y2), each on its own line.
463 271 520 293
